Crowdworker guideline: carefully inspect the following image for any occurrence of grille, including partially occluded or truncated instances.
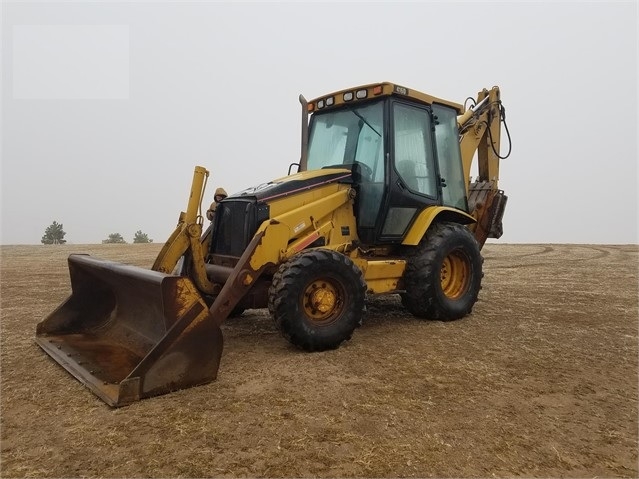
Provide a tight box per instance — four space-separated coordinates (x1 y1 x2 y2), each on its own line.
211 199 268 257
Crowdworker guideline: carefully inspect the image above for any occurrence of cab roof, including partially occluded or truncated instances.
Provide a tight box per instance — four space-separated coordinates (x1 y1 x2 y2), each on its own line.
307 82 464 114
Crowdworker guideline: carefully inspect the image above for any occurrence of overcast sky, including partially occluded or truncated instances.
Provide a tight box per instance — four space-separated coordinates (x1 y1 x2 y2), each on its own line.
1 1 637 245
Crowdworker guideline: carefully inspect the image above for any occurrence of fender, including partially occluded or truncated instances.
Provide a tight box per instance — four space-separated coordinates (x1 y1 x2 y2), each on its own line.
402 206 476 246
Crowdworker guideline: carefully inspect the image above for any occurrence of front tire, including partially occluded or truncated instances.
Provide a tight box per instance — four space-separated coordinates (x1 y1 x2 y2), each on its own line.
402 222 482 320
268 249 366 352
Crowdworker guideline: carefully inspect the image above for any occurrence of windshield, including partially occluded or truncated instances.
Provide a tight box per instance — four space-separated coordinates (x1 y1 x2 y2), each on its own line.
307 101 385 182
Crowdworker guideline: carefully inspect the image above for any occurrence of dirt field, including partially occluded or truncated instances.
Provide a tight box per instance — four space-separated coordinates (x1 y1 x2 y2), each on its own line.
1 243 637 478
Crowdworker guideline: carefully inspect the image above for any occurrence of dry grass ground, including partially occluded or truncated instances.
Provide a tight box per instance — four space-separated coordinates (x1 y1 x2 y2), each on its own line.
1 243 637 478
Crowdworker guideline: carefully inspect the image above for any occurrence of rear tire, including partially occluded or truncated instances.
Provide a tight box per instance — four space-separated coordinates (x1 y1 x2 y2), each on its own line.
402 222 482 320
268 249 366 352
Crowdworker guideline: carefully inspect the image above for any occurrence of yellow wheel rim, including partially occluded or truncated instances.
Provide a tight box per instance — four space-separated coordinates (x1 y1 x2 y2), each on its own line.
440 250 470 300
303 279 343 324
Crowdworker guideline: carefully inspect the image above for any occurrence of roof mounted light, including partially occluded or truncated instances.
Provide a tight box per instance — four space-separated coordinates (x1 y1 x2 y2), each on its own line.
356 89 368 99
317 99 325 109
343 91 354 101
325 96 334 106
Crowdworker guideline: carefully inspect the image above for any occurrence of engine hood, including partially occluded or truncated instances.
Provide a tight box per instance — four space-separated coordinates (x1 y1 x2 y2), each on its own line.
229 168 353 203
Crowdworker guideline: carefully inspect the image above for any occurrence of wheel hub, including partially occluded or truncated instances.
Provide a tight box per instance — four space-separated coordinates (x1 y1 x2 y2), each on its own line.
440 250 470 300
303 280 342 323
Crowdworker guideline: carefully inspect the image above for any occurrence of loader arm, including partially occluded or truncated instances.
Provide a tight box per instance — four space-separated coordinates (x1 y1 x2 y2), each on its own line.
151 166 218 295
34 171 354 408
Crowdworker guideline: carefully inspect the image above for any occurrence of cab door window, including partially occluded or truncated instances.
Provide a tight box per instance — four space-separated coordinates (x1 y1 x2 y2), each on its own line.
392 103 437 198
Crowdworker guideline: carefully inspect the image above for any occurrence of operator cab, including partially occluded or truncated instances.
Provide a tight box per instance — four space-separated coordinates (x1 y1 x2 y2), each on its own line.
305 83 467 245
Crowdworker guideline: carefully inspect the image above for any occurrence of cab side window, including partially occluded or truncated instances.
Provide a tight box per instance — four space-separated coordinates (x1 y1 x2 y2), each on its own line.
433 104 467 210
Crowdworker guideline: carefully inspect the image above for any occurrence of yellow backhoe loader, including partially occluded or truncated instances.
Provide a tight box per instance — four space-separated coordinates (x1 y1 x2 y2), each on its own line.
36 82 511 407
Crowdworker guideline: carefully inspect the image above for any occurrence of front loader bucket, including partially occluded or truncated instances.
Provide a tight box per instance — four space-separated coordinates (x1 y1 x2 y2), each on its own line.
35 254 223 407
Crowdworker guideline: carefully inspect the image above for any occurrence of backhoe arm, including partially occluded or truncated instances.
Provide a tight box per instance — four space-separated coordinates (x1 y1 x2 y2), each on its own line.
458 86 503 191
457 87 509 247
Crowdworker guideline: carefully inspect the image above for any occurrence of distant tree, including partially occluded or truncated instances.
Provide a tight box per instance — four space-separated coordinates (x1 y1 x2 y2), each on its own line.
102 233 126 244
133 230 153 244
41 221 67 245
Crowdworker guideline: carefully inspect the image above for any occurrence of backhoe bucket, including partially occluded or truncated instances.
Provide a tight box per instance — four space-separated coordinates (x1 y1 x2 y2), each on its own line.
35 254 223 407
